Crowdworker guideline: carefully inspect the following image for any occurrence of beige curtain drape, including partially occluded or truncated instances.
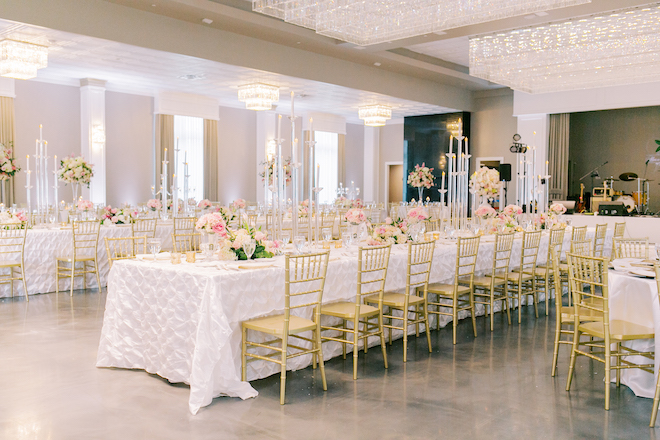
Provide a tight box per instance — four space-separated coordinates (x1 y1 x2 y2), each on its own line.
302 131 346 200
548 113 570 200
204 119 218 201
154 114 174 194
0 97 15 205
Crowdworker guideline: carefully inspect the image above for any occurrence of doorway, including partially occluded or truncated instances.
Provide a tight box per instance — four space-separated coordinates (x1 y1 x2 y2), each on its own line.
385 163 403 204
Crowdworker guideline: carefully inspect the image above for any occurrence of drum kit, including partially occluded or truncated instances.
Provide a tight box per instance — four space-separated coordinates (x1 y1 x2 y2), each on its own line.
591 172 652 214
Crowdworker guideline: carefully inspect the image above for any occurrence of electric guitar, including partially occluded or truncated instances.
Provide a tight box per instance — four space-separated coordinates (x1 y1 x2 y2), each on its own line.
576 183 586 213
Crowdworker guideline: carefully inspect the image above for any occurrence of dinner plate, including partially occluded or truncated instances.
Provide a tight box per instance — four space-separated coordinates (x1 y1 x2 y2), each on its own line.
630 268 656 279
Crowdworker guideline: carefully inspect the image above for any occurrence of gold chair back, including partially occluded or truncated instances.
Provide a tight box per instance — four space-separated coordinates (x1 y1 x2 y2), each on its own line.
72 220 101 259
104 236 147 268
566 253 608 328
0 222 28 299
455 236 480 287
407 240 436 295
173 216 196 235
570 239 593 256
490 232 515 279
613 222 626 239
545 227 566 264
613 237 649 259
172 232 201 252
285 251 330 328
356 244 392 309
131 218 158 239
593 224 607 257
519 230 543 276
571 225 587 241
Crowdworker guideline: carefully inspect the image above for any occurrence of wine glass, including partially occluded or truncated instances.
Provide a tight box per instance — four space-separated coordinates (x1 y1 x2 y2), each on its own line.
341 232 352 248
281 231 291 245
322 228 332 242
147 238 161 260
655 243 660 260
243 239 256 260
293 236 305 254
47 213 56 225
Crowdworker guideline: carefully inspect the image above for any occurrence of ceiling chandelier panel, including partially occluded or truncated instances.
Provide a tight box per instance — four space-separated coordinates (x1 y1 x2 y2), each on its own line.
237 83 280 110
469 4 660 94
253 0 590 46
358 104 392 126
0 39 48 80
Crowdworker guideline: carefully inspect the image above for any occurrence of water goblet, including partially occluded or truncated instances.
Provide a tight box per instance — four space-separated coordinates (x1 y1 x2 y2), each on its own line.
47 213 56 225
655 243 660 260
293 236 305 254
147 238 162 261
243 239 256 260
281 231 291 245
341 232 352 248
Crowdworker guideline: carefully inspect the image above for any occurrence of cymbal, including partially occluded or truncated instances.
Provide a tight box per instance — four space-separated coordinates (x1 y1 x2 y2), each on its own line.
619 172 638 182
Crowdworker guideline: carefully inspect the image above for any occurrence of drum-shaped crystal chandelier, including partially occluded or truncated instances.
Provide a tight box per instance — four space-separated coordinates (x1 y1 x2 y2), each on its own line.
237 83 280 111
0 39 48 80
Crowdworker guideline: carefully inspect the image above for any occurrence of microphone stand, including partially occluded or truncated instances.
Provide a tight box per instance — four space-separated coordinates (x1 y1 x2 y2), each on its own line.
580 161 608 195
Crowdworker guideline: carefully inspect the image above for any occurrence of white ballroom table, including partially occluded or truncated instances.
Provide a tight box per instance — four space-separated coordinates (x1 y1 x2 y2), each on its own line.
96 229 589 415
0 221 174 298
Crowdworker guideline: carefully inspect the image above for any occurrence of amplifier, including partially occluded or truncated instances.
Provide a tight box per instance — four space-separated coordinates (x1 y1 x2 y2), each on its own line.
598 202 628 216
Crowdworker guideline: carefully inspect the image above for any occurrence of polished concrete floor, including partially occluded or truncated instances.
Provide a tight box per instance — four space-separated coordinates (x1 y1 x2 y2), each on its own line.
0 289 657 440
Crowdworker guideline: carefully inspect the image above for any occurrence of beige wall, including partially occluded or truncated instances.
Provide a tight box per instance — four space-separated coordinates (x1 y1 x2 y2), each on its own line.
13 80 81 206
378 123 404 204
217 105 257 204
344 122 364 191
106 91 153 207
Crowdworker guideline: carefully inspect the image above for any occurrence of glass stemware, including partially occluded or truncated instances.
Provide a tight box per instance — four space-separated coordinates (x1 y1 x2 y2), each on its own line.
281 231 291 245
148 238 162 260
322 228 332 242
243 239 256 260
293 236 305 254
341 232 352 248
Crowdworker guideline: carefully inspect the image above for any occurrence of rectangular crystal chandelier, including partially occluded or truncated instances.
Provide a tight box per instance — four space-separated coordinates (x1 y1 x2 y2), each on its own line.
253 0 590 46
0 39 48 80
469 4 660 94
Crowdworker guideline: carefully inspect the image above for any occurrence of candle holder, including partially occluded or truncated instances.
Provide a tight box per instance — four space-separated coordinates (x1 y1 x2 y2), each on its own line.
438 189 447 206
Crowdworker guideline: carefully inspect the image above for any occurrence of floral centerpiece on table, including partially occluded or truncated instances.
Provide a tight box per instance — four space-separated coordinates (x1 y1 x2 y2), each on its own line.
406 206 429 224
297 205 309 218
260 157 292 186
502 204 523 217
101 206 137 225
368 223 408 246
407 163 435 189
0 211 28 229
489 213 521 234
57 156 94 187
549 203 567 216
217 226 281 261
539 203 568 229
76 200 94 212
231 199 246 212
212 205 235 224
345 208 367 225
195 212 230 238
198 199 212 209
0 142 20 180
475 204 497 220
167 199 183 213
351 199 363 208
470 166 501 198
147 199 162 211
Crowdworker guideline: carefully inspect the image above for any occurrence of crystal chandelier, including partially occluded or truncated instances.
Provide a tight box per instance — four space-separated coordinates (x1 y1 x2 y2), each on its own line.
469 3 660 94
0 39 48 80
358 104 392 126
253 0 590 46
237 83 279 110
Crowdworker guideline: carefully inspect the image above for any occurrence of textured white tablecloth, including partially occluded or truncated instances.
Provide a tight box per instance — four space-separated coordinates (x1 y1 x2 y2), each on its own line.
98 226 592 414
608 270 659 398
0 222 173 298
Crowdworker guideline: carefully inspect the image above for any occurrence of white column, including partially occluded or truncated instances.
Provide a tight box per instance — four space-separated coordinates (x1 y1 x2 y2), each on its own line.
363 126 379 203
80 78 106 205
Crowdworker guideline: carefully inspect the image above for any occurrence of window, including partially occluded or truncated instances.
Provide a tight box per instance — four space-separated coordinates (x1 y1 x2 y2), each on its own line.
314 131 338 204
173 115 204 202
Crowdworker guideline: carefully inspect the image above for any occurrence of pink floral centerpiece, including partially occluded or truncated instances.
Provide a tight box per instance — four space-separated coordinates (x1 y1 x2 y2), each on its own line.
407 163 435 202
475 204 497 220
406 207 429 224
368 224 408 246
0 142 20 181
195 212 229 238
147 199 162 211
469 167 500 198
217 226 280 260
0 211 28 228
198 199 212 209
502 204 523 217
549 203 567 215
77 200 94 212
231 199 246 212
101 206 137 225
345 208 367 225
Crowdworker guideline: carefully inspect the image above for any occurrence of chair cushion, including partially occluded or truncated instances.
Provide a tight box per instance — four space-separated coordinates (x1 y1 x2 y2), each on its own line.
507 271 534 282
56 254 95 262
426 282 471 295
366 292 424 308
559 306 602 322
321 301 379 319
473 276 506 287
579 320 654 341
0 259 21 267
243 314 316 336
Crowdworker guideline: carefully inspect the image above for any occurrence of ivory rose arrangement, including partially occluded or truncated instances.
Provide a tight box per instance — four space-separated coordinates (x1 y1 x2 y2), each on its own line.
147 199 162 211
77 200 94 212
217 226 282 261
549 203 567 215
345 208 367 225
101 206 137 225
474 204 497 220
58 156 94 186
469 167 500 197
334 197 363 208
198 199 212 209
407 163 435 189
195 212 229 238
368 223 408 246
0 211 28 228
406 207 429 224
502 204 523 216
0 142 19 181
260 157 292 186
231 199 246 211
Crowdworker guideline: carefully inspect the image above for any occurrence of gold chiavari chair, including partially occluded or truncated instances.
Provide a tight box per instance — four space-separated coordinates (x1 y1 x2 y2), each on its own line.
0 223 28 300
613 237 649 259
318 244 391 379
131 218 158 240
241 251 330 405
534 227 566 316
173 216 196 235
56 220 101 296
593 223 608 257
565 253 654 411
613 222 626 256
571 225 588 241
104 236 147 268
650 264 660 426
366 240 435 362
508 230 542 324
425 236 480 344
171 233 201 252
473 233 514 331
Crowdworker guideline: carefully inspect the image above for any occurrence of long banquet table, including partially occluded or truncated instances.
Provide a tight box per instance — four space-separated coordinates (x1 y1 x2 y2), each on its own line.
97 228 602 415
0 221 174 298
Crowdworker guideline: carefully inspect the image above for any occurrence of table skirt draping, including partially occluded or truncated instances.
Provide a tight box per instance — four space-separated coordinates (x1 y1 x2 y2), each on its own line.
0 222 173 298
96 228 601 415
608 271 659 398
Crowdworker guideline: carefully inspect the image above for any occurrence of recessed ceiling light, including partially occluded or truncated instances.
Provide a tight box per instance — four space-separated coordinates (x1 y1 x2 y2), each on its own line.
202 18 213 24
151 4 156 7
178 74 205 81
374 62 381 66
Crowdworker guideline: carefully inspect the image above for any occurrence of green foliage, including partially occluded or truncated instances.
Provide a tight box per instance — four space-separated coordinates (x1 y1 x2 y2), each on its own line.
655 139 660 152
233 244 273 260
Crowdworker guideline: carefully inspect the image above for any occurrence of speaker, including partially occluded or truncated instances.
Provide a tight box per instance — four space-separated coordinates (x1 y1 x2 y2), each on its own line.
499 164 512 181
598 202 628 216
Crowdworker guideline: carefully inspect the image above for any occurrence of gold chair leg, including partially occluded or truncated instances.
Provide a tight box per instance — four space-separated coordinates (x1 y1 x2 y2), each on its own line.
69 261 75 297
95 259 101 291
56 261 60 294
280 335 288 405
315 325 327 391
551 317 562 378
388 308 393 345
403 309 409 363
650 370 660 426
353 317 359 380
605 339 611 410
415 304 420 337
452 298 458 345
21 265 28 302
378 312 388 370
423 301 432 354
565 325 580 392
504 284 511 325
616 342 621 387
241 326 247 381
517 283 523 324
532 279 539 318
490 290 495 332
545 275 550 316
342 319 347 359
469 292 477 338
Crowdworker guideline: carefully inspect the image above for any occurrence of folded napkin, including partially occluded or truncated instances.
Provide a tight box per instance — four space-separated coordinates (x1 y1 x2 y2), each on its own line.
137 252 171 261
